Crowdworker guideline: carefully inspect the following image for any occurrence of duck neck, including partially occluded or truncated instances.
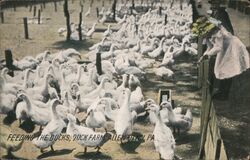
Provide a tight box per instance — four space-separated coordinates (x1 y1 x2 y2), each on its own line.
42 74 50 94
76 66 83 83
168 109 176 123
160 38 165 47
22 95 32 111
23 70 31 89
92 24 96 30
35 67 41 81
121 76 127 87
87 69 94 85
43 52 48 62
156 112 162 123
61 71 66 86
122 91 130 111
52 102 60 119
99 79 106 89
64 93 70 106
1 71 7 84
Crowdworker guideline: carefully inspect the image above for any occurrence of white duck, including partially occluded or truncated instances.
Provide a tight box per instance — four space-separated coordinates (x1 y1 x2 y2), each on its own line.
0 92 17 114
26 73 54 103
128 74 141 90
66 114 112 153
83 77 109 99
65 64 85 84
32 99 66 152
103 24 112 37
86 23 97 38
114 89 135 139
153 105 175 160
160 46 175 67
145 103 160 125
99 12 108 24
74 91 97 112
17 93 51 127
140 38 158 56
161 101 193 134
130 86 144 104
1 68 22 94
85 106 107 131
84 6 91 17
117 14 127 25
121 66 145 79
148 37 165 58
154 67 174 80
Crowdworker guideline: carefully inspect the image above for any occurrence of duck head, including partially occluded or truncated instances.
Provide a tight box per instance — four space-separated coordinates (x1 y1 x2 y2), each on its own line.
144 98 156 108
17 92 27 100
1 67 9 76
51 99 61 107
145 104 160 113
87 109 94 116
160 101 172 111
67 113 76 123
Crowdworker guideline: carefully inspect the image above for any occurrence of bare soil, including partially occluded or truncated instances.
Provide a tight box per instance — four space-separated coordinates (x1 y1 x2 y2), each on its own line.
0 0 201 159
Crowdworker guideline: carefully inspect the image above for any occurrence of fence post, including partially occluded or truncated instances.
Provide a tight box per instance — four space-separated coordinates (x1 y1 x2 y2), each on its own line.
96 52 102 75
13 3 16 11
40 4 43 12
78 12 82 41
112 0 117 21
43 2 46 8
33 6 37 17
23 17 29 39
80 3 83 12
38 9 41 24
64 0 71 41
29 5 32 12
54 2 57 12
132 0 135 9
96 7 99 18
0 12 4 23
164 14 167 25
180 0 183 10
170 0 173 9
135 24 138 34
5 49 14 77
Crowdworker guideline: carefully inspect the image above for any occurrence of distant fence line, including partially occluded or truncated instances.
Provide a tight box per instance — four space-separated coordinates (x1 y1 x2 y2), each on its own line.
0 0 63 9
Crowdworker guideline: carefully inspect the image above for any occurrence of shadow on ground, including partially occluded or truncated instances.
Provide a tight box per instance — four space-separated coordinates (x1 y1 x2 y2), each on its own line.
52 40 95 52
74 151 112 159
37 148 75 159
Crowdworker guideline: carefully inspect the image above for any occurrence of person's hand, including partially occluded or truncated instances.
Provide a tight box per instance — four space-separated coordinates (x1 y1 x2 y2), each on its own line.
198 55 204 63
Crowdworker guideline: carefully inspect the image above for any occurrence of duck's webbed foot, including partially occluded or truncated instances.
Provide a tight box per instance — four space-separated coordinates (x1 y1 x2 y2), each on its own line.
50 145 54 152
39 125 43 132
84 147 87 154
96 146 101 153
159 153 162 160
40 148 45 153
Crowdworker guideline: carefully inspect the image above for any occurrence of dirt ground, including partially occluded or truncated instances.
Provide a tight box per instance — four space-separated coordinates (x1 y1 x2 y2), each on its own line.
0 0 201 159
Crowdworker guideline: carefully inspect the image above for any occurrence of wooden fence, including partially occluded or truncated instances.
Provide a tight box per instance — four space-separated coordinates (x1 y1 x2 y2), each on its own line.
197 37 228 160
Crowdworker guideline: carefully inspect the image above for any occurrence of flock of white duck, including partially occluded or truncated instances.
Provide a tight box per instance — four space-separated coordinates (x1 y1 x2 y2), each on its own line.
1 1 196 159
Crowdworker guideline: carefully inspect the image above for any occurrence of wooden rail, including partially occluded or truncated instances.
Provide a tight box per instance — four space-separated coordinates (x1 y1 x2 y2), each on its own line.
197 37 228 160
